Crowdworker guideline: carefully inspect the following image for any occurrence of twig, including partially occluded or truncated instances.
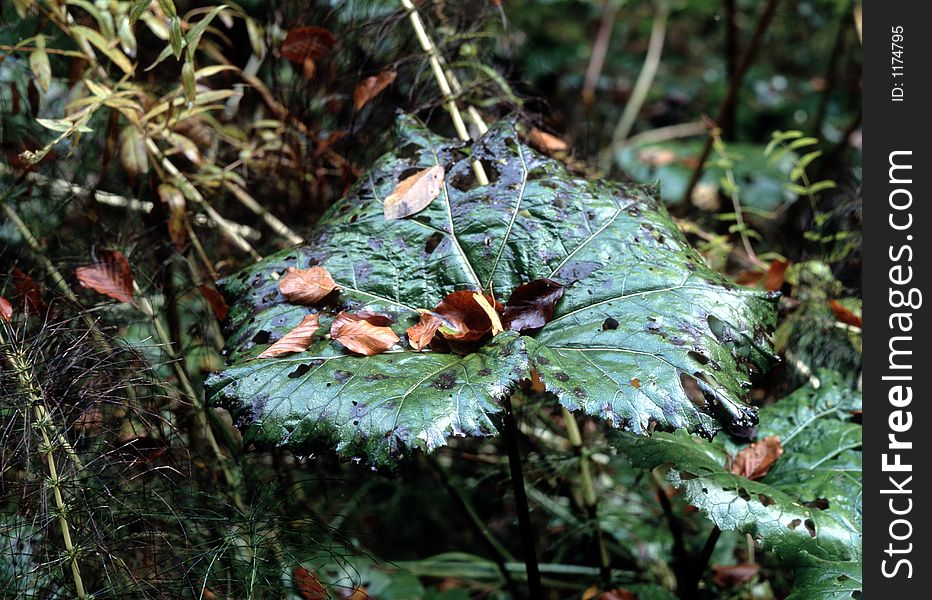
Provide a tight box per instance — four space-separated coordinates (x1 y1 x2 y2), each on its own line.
601 0 671 171
399 0 489 185
582 0 626 107
145 139 263 261
561 407 611 583
684 525 721 597
681 0 781 205
621 121 707 149
223 181 304 245
428 456 522 599
501 394 543 597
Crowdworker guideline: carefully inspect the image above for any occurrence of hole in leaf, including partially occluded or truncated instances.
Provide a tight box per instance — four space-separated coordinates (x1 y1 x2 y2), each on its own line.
758 494 775 507
788 519 801 530
679 373 706 407
602 317 619 330
288 364 311 379
804 519 816 537
804 498 830 510
688 351 710 365
737 487 750 501
424 232 443 255
252 330 271 344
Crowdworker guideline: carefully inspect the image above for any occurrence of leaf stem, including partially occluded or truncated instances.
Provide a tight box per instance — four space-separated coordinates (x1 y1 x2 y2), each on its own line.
561 407 611 583
501 394 543 597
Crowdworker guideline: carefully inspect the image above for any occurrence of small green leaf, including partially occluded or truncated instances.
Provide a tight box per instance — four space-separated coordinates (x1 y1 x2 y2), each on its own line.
28 35 51 94
36 118 93 133
72 25 135 75
169 16 185 59
185 5 229 58
181 61 196 103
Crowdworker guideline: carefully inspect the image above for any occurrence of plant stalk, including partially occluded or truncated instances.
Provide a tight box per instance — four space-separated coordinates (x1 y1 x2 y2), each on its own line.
561 407 611 583
501 394 543 597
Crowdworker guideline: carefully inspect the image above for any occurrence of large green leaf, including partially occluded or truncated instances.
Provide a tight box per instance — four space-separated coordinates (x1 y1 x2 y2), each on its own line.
613 371 861 596
206 116 776 466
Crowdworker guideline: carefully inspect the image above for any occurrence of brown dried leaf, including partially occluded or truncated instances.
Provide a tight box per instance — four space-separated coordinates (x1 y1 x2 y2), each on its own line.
427 290 504 354
711 563 760 588
829 300 862 328
502 278 564 332
279 266 339 305
281 26 335 63
294 566 327 600
763 259 789 291
729 435 783 480
75 250 134 304
354 70 397 110
383 165 444 220
330 311 400 356
198 284 229 321
258 313 320 358
12 267 45 314
0 297 12 322
528 127 568 153
158 183 187 250
406 312 442 351
598 590 638 600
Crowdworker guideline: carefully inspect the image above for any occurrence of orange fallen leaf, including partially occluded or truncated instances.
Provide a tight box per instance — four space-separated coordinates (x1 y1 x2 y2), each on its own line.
330 311 400 355
0 297 12 322
258 313 320 358
198 284 229 321
75 250 134 304
729 435 783 480
711 563 760 587
354 70 396 110
294 566 327 600
407 312 443 351
763 260 789 291
429 290 504 354
279 266 339 305
383 165 444 220
829 300 862 328
528 127 568 153
734 269 763 287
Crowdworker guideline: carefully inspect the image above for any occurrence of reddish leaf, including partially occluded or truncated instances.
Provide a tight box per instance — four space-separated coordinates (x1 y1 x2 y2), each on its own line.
502 278 564 332
829 300 862 328
258 313 320 358
763 260 789 291
12 267 45 313
729 435 783 480
281 26 335 64
528 127 569 153
406 312 443 351
711 563 760 587
75 250 134 304
428 290 504 354
330 312 400 355
279 266 339 305
354 69 397 110
383 165 444 220
294 566 327 600
0 297 12 322
733 269 763 287
198 284 229 321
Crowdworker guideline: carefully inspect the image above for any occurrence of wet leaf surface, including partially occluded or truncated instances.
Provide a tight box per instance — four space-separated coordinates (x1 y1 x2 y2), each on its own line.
207 116 775 466
613 371 861 593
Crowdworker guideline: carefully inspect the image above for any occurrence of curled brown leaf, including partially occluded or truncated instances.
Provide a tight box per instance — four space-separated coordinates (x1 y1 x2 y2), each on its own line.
763 259 789 291
502 278 564 332
75 250 134 304
12 267 45 314
354 69 397 110
729 435 783 480
281 26 335 63
528 127 569 154
383 165 444 220
198 284 229 321
406 312 443 351
257 313 320 358
711 563 760 588
293 566 327 600
330 311 400 356
279 266 338 305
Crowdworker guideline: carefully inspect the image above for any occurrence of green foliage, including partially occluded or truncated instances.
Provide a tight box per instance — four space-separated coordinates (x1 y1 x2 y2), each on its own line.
208 115 776 467
614 371 862 597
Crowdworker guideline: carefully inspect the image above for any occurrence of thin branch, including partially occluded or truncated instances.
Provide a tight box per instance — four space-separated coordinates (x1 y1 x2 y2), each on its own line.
582 0 626 107
501 394 543 597
681 0 781 205
601 0 671 171
399 0 489 185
